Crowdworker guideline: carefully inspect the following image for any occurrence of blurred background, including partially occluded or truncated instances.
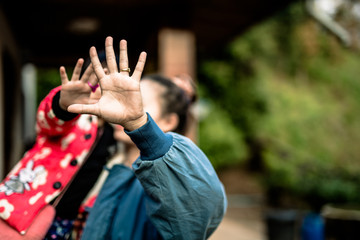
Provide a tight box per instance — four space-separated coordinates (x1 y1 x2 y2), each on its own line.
1 0 360 239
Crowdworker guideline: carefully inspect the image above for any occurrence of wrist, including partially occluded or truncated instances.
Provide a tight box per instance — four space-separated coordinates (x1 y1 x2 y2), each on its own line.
124 113 148 131
125 114 173 160
59 101 67 111
52 91 78 121
58 91 68 111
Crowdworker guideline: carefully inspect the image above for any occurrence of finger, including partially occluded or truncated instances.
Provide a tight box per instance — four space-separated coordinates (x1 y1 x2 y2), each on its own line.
59 66 69 85
131 52 147 80
88 71 99 86
80 63 94 83
67 103 99 116
105 36 118 73
119 39 129 74
71 58 84 81
89 87 101 103
90 46 106 80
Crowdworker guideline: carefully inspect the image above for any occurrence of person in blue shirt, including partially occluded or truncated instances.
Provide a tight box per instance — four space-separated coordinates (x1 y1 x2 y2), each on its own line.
67 36 227 240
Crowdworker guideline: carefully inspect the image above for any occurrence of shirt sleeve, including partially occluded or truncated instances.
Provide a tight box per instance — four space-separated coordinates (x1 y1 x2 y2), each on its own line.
126 114 227 240
36 86 80 137
51 90 78 121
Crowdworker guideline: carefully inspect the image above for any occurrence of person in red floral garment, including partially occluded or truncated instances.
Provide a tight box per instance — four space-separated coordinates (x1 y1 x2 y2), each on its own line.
0 57 118 239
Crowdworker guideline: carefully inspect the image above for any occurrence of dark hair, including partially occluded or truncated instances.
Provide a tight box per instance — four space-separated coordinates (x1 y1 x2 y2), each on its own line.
173 74 198 104
142 74 190 135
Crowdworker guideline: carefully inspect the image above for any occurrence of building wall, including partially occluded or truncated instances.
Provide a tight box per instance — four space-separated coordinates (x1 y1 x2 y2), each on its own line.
0 8 22 179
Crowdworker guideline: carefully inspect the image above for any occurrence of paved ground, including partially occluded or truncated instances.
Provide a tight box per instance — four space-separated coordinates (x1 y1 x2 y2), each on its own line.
209 167 267 240
210 194 266 240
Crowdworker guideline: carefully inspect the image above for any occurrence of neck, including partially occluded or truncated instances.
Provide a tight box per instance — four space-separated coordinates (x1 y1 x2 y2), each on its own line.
123 144 140 168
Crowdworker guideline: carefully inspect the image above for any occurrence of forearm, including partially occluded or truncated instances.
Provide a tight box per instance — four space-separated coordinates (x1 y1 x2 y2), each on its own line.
125 113 172 160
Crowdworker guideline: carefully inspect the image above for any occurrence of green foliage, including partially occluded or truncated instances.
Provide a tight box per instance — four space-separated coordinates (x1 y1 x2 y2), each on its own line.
198 99 248 169
36 68 61 106
198 1 360 208
260 61 360 208
200 61 267 137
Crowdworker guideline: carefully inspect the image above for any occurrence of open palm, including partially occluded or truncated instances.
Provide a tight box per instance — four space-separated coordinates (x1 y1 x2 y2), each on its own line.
67 37 147 130
59 59 98 110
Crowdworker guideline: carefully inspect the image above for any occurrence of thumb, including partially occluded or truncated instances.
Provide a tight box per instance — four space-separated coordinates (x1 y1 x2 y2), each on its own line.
67 103 99 115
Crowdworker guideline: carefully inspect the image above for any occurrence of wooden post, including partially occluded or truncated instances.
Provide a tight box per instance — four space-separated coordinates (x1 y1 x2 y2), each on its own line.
158 28 198 143
158 28 196 78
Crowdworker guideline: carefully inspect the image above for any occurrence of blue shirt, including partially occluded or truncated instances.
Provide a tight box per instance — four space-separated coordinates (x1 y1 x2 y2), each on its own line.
81 114 227 240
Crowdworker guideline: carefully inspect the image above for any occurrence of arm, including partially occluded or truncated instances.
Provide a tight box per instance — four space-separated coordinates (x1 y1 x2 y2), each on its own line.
127 114 227 239
67 37 226 238
0 59 99 235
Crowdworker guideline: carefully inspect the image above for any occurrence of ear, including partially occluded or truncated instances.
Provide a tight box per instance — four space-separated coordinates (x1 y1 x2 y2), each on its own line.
160 113 179 133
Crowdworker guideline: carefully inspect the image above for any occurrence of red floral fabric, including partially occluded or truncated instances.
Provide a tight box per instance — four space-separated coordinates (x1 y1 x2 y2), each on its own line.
0 87 98 234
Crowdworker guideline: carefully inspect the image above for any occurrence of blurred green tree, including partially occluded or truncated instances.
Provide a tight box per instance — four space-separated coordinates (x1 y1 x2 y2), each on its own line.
198 1 360 210
36 68 61 106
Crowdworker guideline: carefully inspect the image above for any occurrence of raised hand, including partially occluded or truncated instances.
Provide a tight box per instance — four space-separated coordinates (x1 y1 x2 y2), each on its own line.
59 59 99 110
67 37 148 131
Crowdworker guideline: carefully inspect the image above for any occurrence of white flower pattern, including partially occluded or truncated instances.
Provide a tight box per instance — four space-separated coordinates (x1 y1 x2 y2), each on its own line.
77 115 96 131
37 111 50 130
60 153 73 169
0 160 45 195
29 192 43 205
61 133 76 150
32 169 48 189
0 199 14 220
33 147 52 161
